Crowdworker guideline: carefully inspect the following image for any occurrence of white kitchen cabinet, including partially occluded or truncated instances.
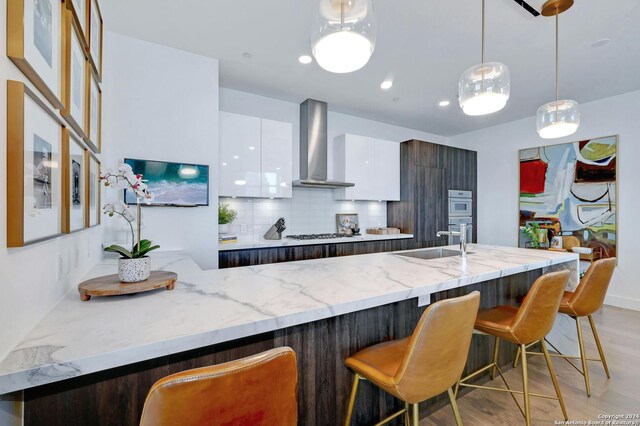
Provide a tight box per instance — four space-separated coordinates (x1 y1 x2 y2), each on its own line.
261 119 293 198
374 139 400 201
219 112 262 197
333 134 400 201
219 112 293 198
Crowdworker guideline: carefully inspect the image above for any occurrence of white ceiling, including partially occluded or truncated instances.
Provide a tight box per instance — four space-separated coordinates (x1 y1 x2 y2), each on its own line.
103 0 640 136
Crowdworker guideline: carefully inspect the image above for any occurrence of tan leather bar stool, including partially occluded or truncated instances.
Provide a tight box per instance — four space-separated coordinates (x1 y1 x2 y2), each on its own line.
457 270 570 426
139 347 297 426
515 258 616 396
343 291 480 426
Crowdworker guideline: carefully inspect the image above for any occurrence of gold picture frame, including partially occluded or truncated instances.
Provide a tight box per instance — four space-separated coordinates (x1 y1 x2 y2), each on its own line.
61 8 88 140
62 128 88 233
66 0 88 47
86 150 101 227
7 0 65 109
88 0 103 81
7 80 66 247
84 62 102 152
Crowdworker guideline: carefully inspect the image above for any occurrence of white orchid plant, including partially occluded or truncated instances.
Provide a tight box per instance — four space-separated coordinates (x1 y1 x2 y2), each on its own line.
100 164 160 259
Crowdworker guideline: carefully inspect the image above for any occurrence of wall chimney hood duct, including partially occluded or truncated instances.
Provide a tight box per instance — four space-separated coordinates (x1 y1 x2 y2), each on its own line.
293 99 355 188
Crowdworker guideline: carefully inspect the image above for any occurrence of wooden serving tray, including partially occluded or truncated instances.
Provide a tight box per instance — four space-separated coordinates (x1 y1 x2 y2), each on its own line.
78 271 177 301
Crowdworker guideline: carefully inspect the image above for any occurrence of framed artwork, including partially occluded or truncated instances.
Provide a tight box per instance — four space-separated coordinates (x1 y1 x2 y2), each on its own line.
519 136 618 260
62 129 87 233
88 0 102 80
66 0 88 46
7 0 64 109
86 151 101 227
7 80 65 247
61 9 88 140
84 63 102 152
336 213 359 235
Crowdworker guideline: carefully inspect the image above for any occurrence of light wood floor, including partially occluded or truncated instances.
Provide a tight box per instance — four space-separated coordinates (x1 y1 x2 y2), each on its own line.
424 305 640 425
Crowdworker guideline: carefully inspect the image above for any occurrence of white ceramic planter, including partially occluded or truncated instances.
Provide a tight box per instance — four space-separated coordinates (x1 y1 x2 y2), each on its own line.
118 257 151 283
219 224 229 234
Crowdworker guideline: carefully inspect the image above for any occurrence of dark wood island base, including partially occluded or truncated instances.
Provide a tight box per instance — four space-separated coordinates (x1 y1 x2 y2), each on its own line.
24 269 543 426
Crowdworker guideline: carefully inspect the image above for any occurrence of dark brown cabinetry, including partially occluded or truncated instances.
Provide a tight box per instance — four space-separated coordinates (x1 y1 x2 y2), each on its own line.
219 238 425 269
387 140 477 244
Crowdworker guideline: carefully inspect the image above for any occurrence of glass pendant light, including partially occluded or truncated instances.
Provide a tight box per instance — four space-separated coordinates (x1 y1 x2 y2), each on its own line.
310 0 376 74
537 0 580 139
458 0 510 116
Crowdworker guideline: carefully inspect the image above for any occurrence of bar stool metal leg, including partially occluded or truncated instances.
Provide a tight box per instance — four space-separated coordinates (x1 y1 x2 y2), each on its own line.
540 340 568 420
404 402 410 426
491 336 500 380
344 373 361 426
588 314 611 378
520 343 532 426
575 317 591 396
411 403 419 426
447 387 463 426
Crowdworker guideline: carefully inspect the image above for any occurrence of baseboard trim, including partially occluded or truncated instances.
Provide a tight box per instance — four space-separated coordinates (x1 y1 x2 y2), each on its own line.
604 294 640 311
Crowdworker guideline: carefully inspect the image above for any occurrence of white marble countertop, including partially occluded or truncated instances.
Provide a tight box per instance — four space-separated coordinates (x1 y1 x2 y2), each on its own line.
218 233 414 251
0 245 578 395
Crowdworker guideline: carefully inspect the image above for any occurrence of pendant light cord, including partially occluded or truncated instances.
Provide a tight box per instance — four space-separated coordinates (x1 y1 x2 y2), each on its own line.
340 0 345 30
481 0 485 65
556 9 560 102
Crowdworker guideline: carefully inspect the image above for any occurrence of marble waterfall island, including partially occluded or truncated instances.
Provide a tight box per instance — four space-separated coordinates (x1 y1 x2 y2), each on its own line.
0 245 578 426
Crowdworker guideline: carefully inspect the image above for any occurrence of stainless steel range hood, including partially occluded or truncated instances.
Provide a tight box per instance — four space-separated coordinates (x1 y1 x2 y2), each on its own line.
292 99 354 188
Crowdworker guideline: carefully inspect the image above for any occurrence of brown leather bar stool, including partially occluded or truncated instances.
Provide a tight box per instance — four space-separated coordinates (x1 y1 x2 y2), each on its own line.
343 291 480 426
457 270 570 426
139 347 297 426
515 258 616 396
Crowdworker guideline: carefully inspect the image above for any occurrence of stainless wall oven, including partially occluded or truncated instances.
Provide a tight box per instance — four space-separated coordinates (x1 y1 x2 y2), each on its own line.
448 190 473 244
448 190 473 217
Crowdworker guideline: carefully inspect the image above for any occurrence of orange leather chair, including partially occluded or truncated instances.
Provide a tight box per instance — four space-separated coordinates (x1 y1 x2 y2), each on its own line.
516 258 616 396
343 291 481 426
139 347 297 426
457 270 570 426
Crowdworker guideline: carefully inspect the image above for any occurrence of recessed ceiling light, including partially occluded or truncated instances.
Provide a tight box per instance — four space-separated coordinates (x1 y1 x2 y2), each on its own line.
222 162 227 166
233 155 239 159
392 97 400 102
298 55 312 64
248 146 256 150
439 100 451 107
380 80 393 90
242 52 252 59
234 180 247 186
591 38 611 48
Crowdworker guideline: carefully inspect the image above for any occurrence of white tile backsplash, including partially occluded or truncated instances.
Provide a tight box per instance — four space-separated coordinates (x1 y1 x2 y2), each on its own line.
220 188 387 239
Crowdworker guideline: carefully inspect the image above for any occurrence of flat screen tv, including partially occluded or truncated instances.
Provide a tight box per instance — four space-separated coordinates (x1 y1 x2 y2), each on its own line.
124 158 209 206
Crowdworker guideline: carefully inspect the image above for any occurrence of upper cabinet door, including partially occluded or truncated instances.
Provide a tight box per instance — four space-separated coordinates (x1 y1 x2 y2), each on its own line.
374 139 400 201
219 112 262 197
261 119 293 198
334 134 375 200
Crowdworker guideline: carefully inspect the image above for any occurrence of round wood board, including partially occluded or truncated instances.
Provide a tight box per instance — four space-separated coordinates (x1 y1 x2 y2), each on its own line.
78 271 177 301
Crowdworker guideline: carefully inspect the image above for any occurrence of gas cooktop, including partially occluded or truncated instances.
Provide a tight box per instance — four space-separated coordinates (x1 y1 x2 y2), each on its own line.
286 233 348 240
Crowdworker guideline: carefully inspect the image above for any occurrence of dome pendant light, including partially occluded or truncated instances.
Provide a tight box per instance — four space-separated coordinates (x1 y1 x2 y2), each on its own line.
458 0 510 116
311 0 376 74
536 0 580 139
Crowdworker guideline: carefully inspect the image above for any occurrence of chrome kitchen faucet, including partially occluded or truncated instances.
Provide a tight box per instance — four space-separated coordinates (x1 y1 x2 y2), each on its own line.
437 223 470 258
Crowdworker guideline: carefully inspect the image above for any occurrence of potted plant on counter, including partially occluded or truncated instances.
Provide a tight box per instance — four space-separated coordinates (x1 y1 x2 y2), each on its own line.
101 164 160 282
521 222 542 249
218 203 237 234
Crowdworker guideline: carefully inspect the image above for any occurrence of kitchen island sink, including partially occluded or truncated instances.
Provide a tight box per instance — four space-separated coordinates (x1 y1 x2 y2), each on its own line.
393 247 466 260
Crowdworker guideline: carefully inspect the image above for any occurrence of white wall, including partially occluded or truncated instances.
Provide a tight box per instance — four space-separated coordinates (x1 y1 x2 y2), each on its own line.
0 0 103 367
220 88 453 181
102 32 219 269
451 90 640 311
